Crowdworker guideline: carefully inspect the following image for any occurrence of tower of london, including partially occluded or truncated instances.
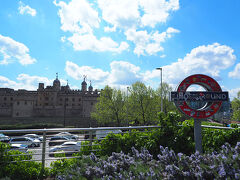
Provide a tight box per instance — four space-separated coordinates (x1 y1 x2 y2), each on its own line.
0 74 100 127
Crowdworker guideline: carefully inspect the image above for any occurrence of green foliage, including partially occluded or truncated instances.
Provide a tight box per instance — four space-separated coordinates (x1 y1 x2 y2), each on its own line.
230 123 239 128
91 85 126 126
77 140 101 156
50 158 78 177
202 126 240 153
155 82 178 114
174 119 195 155
231 91 240 121
201 121 223 126
92 82 178 127
128 82 158 125
0 142 49 180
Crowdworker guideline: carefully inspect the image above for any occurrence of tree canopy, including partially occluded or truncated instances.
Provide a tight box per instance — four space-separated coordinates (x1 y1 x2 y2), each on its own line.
231 91 240 121
91 86 126 126
91 82 178 126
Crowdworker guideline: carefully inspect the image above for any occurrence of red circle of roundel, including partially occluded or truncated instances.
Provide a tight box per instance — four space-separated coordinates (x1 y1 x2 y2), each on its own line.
175 74 222 119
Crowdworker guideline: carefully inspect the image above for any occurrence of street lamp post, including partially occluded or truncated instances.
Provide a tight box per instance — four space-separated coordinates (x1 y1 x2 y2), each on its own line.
156 67 163 112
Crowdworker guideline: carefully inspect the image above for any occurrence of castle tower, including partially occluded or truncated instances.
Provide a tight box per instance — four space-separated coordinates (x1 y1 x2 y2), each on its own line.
38 83 44 91
88 80 93 92
81 75 87 91
53 73 61 91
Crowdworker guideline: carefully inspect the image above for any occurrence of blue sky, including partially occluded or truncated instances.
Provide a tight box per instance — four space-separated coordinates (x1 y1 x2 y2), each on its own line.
0 0 239 99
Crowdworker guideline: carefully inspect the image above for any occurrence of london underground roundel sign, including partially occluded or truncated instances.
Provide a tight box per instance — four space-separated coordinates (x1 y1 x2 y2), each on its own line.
171 74 229 119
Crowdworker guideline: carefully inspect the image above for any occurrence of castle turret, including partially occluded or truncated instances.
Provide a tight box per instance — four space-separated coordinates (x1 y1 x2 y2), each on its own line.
53 73 61 91
38 83 44 91
88 80 93 92
81 76 87 91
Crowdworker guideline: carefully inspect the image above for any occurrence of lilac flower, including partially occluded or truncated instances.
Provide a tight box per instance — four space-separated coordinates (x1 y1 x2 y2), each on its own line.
233 154 237 160
218 165 226 177
131 147 139 159
235 173 240 179
89 152 98 162
177 152 183 159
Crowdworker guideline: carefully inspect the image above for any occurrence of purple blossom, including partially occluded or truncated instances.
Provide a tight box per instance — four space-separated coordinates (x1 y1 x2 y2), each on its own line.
52 142 240 180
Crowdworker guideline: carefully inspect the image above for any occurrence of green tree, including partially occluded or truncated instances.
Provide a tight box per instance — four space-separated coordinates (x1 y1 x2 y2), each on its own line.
155 82 177 114
128 82 158 125
91 86 126 126
231 91 240 121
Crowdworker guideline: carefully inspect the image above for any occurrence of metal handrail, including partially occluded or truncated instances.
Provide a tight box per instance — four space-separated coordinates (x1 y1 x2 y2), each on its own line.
0 125 160 134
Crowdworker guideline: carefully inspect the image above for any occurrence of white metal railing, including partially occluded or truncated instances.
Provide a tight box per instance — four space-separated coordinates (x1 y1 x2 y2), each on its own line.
0 126 160 169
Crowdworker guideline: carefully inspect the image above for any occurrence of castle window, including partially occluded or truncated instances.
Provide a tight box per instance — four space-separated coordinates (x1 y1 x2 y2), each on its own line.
45 103 48 106
25 101 27 105
4 97 6 101
16 112 19 116
91 102 93 105
72 98 75 102
17 101 20 105
10 97 13 101
65 98 68 101
79 98 81 101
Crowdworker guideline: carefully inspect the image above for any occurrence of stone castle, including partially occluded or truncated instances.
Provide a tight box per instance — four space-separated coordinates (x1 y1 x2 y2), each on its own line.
0 74 100 127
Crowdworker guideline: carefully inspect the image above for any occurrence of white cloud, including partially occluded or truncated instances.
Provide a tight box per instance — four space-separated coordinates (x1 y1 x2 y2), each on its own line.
108 61 142 85
98 0 140 30
54 0 129 53
139 0 179 27
68 33 129 53
54 0 180 55
18 1 37 16
0 34 37 65
0 74 52 90
125 27 180 56
61 36 66 42
54 0 100 33
160 54 166 58
228 87 240 100
229 63 240 79
65 60 143 88
65 61 109 82
104 26 117 32
145 43 236 84
98 0 179 29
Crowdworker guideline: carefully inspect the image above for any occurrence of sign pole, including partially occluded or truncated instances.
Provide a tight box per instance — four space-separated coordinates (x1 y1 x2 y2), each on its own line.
194 119 202 153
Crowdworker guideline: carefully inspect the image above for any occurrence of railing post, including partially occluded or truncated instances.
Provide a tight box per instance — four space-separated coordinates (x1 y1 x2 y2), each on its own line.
41 129 46 178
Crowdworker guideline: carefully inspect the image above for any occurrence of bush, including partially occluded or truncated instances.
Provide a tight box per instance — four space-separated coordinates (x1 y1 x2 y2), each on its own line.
0 142 49 180
51 142 240 179
231 123 239 128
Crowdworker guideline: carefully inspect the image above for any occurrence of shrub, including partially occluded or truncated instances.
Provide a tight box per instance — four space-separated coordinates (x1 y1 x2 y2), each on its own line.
52 142 240 179
0 142 49 180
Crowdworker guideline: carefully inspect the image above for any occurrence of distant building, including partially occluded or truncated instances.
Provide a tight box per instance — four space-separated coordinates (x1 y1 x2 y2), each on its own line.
0 74 100 127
